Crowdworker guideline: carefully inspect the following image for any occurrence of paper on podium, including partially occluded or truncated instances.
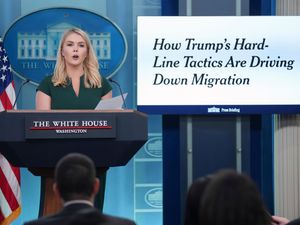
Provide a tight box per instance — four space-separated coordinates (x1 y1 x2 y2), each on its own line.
95 93 128 110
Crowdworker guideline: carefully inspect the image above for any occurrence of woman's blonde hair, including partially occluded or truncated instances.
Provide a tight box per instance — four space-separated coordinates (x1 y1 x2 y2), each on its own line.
52 28 102 88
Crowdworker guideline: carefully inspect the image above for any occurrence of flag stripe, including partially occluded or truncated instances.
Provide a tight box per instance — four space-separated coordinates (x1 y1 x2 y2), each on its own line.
0 100 3 111
0 210 4 221
4 82 16 109
0 169 19 212
0 155 21 204
0 208 5 222
11 167 21 186
0 189 12 218
0 155 21 186
0 91 13 110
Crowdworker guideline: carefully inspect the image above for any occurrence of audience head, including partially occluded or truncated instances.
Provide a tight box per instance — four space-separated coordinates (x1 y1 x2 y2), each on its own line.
199 169 272 225
54 153 99 202
184 175 212 225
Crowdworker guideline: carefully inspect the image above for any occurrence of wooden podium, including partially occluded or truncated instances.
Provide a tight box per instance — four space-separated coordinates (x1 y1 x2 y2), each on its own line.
0 109 148 216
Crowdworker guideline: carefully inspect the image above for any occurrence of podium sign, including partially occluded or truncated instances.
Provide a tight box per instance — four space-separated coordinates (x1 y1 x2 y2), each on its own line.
25 115 116 139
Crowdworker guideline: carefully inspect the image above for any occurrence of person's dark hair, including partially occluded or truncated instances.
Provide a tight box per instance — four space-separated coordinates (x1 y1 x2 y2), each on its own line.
199 170 272 225
184 176 212 225
54 153 96 201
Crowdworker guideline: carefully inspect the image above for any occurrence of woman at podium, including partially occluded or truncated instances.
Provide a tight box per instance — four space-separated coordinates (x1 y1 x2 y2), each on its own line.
36 28 112 109
35 28 112 212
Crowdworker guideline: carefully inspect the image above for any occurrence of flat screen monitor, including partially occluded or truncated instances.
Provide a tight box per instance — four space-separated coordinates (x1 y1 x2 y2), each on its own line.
137 16 300 114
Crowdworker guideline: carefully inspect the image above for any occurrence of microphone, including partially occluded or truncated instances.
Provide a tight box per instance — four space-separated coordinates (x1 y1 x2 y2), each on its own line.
12 78 30 109
108 78 127 109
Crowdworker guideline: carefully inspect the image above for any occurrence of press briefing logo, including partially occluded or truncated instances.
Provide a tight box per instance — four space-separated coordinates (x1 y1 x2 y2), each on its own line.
3 8 127 84
208 106 220 113
144 137 162 158
144 188 163 208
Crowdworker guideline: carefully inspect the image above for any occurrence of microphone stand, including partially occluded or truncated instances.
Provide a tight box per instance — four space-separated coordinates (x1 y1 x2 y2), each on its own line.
12 79 30 109
108 78 127 109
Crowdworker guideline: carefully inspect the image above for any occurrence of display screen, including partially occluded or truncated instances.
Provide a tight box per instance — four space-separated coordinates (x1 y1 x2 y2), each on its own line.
137 16 300 114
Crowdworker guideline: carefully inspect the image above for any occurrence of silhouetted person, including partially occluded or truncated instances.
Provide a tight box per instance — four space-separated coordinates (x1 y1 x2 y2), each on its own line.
184 176 212 225
24 153 135 225
199 169 272 225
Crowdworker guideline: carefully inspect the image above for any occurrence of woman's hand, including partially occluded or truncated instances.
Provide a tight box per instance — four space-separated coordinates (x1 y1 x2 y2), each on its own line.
101 90 112 100
272 215 290 225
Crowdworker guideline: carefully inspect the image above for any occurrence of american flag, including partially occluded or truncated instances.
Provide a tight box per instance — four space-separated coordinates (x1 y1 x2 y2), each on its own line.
0 38 21 225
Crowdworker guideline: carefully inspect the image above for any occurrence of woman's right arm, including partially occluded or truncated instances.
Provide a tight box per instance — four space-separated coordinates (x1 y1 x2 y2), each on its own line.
36 91 51 110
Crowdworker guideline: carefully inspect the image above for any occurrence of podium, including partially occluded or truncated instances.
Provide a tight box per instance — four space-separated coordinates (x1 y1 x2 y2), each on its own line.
0 109 148 215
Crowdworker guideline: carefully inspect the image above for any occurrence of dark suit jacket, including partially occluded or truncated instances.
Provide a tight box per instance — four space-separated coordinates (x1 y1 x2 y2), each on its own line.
288 218 300 225
24 203 136 225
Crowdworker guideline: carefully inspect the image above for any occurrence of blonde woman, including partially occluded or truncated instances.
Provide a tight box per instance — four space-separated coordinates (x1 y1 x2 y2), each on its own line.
35 28 112 211
36 28 112 109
